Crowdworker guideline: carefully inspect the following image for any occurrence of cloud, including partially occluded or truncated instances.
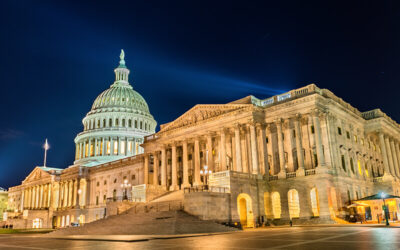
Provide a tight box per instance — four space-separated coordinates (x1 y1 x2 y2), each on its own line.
0 129 24 141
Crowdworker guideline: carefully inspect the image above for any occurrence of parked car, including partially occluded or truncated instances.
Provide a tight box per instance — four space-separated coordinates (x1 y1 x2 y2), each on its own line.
71 222 80 227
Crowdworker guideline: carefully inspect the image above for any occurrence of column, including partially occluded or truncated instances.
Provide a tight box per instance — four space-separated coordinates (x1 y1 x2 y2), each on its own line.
171 143 178 190
294 115 305 170
194 137 202 186
161 146 167 189
117 137 121 155
153 152 159 186
101 137 105 156
110 138 114 155
144 154 149 185
206 134 214 171
249 123 259 174
125 138 129 156
82 141 86 158
234 124 242 172
396 142 400 177
88 139 92 157
312 110 326 167
220 128 227 171
258 123 269 176
390 139 400 178
94 138 98 156
72 180 77 206
276 119 286 174
40 185 44 208
378 132 391 176
182 141 190 187
69 180 74 207
384 136 396 176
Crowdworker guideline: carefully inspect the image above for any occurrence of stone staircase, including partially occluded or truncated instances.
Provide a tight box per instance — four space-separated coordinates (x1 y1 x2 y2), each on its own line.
49 209 238 236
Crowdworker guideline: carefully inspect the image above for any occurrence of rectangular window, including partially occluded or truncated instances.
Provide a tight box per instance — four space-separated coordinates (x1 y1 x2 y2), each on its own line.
357 160 362 176
346 131 350 139
114 141 118 154
100 141 103 156
341 155 346 171
361 139 364 145
106 141 111 154
354 135 358 143
311 126 315 134
337 127 342 135
121 141 125 155
85 143 89 157
293 129 296 138
266 136 269 143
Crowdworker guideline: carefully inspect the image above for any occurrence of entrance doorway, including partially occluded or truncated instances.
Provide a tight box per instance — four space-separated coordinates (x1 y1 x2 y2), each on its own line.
237 193 254 228
32 218 42 228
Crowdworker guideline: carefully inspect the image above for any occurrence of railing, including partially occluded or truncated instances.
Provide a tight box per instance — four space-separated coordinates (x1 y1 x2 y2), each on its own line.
277 92 291 102
269 175 278 181
106 196 134 203
260 97 274 106
144 134 158 142
294 87 309 96
183 186 230 194
286 172 296 179
305 169 316 176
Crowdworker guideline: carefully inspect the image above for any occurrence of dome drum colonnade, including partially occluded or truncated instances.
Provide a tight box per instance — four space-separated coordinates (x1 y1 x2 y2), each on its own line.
74 50 156 166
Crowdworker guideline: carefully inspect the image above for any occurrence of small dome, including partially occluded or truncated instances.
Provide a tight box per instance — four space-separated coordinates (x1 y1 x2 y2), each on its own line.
91 84 150 114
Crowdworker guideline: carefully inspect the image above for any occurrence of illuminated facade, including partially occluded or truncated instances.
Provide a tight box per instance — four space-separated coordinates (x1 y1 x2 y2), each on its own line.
0 188 7 221
5 77 400 229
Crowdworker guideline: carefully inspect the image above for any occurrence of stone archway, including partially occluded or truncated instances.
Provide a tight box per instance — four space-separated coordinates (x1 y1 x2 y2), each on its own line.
237 193 254 228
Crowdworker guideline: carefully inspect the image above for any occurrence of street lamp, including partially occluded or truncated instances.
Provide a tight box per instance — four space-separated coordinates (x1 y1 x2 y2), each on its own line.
200 165 212 188
120 179 131 200
381 192 390 226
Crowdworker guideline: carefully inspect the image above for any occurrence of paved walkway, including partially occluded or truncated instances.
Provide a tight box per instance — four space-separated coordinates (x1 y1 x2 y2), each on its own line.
1 226 400 249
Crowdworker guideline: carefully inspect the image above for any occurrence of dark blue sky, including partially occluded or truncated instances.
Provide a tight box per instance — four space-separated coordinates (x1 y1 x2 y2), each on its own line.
1 0 399 188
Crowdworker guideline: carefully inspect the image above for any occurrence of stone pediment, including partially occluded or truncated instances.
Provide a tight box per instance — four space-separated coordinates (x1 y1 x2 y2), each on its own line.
23 167 51 184
160 104 251 133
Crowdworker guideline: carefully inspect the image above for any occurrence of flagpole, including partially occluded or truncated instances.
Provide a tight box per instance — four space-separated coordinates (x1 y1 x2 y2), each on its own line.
44 138 49 167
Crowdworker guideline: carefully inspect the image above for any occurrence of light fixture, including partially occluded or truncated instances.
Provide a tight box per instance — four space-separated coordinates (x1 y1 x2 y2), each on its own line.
78 189 82 194
381 192 386 199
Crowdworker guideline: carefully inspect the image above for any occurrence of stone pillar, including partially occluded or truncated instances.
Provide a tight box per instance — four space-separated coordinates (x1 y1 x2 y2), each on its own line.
276 119 286 175
171 143 178 190
110 138 114 155
390 139 400 178
153 152 159 186
379 132 392 176
206 134 214 172
69 180 74 207
117 137 121 155
385 136 396 176
396 142 400 177
234 124 243 172
312 110 326 167
231 134 236 171
220 128 227 171
83 141 87 158
294 115 305 173
94 138 98 156
249 123 259 174
182 141 190 187
194 137 202 186
144 154 149 185
161 147 167 189
88 139 92 157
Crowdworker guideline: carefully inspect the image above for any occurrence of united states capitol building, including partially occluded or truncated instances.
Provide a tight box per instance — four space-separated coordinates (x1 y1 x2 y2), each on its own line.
4 51 400 229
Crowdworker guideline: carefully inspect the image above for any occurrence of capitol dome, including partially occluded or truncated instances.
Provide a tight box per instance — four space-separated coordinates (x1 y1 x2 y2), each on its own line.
74 50 157 166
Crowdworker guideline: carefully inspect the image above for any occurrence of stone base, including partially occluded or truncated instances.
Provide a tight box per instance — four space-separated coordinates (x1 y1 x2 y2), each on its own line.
296 168 305 177
277 171 286 179
382 173 395 182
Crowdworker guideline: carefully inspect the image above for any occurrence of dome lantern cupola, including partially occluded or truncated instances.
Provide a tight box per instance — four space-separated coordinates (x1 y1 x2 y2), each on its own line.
73 50 157 167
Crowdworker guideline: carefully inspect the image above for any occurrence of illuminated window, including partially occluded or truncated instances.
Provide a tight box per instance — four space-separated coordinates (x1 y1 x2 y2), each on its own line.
100 141 103 156
128 141 132 153
135 142 139 154
114 141 118 154
361 139 364 145
288 189 300 219
106 141 111 155
85 143 88 157
90 143 94 156
365 166 369 177
103 195 107 204
310 188 320 217
271 192 281 219
354 135 358 142
121 141 125 155
357 160 362 176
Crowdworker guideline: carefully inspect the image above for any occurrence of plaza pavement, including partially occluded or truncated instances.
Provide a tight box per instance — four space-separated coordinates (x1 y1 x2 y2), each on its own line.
1 226 400 249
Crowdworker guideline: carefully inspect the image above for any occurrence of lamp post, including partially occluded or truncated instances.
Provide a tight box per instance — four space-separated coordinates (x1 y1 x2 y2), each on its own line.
200 166 212 189
381 192 390 226
120 179 131 200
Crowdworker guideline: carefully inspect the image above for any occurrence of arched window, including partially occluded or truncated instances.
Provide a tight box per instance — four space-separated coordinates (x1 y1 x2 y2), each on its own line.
135 120 138 128
122 119 126 127
109 118 112 127
129 119 132 127
116 119 119 126
288 189 300 219
310 188 320 217
140 121 143 129
271 192 281 219
350 158 355 173
97 120 100 128
103 119 106 128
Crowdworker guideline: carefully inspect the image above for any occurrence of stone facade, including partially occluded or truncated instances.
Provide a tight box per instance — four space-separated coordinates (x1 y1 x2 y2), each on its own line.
6 83 400 229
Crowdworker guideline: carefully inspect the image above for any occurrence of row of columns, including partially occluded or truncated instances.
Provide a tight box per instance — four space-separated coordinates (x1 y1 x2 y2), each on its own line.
57 179 83 208
22 183 51 210
142 111 326 189
83 117 151 132
378 132 400 178
76 137 142 160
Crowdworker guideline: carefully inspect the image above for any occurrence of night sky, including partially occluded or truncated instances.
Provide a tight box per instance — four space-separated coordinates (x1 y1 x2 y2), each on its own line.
1 0 399 188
